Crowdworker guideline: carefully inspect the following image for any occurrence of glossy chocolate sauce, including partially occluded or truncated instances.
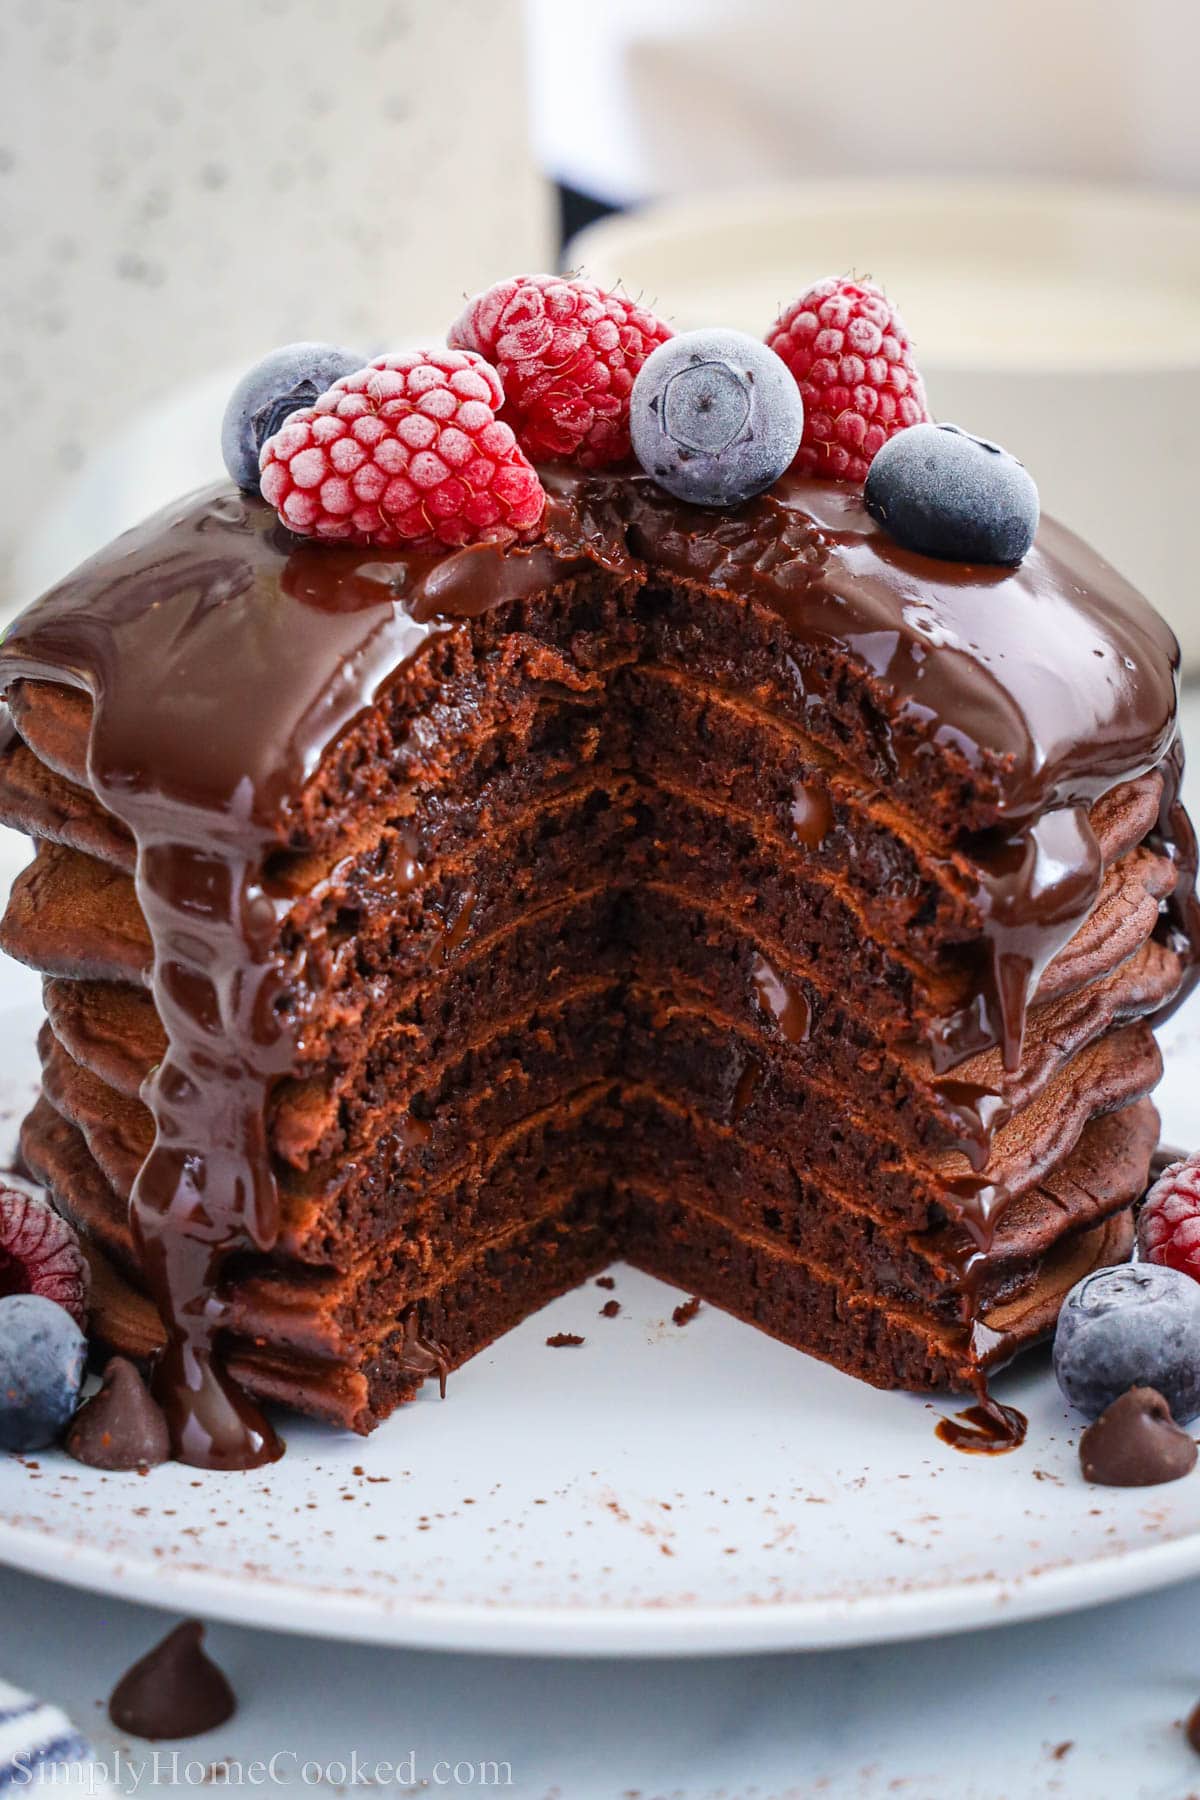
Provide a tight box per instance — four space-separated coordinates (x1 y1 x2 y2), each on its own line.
789 780 833 850
751 952 813 1044
1150 735 1200 1025
397 1304 449 1399
935 1396 1028 1455
614 472 1185 1068
0 491 604 1466
0 469 1190 1466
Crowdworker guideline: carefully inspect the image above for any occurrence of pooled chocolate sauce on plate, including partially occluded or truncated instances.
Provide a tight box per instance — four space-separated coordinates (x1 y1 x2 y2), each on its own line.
0 469 1191 1466
935 1396 1028 1455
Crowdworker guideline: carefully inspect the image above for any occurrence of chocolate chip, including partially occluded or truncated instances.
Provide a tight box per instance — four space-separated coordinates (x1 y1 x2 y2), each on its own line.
1079 1386 1197 1487
66 1357 170 1470
109 1620 235 1740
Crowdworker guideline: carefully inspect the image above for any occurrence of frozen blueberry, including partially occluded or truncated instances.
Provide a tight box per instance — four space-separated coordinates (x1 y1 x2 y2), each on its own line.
0 1292 87 1451
864 422 1039 565
1053 1263 1200 1423
221 342 366 492
630 329 803 508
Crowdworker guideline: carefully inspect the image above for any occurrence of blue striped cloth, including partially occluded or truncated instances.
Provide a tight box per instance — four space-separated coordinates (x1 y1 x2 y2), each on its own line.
0 1680 114 1793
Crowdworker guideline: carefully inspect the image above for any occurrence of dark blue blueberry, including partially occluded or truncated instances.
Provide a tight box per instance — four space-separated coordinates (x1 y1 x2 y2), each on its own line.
864 422 1039 565
630 329 803 508
221 342 366 492
0 1293 87 1451
1053 1262 1200 1423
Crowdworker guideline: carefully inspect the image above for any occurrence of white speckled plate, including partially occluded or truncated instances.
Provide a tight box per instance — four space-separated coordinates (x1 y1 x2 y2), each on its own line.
4 820 1200 1658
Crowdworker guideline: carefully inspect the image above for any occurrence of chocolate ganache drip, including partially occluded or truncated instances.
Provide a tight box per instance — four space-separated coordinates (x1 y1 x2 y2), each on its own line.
603 470 1188 1071
0 470 1191 1466
0 492 607 1467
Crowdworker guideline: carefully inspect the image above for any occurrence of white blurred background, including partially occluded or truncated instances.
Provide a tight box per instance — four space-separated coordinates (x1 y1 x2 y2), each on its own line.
0 0 552 597
4 0 1200 646
527 0 1200 204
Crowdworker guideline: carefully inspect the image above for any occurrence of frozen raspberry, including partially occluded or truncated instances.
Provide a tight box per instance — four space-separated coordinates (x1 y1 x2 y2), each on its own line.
0 1184 89 1328
259 350 546 550
766 276 930 482
448 274 673 467
1140 1154 1200 1283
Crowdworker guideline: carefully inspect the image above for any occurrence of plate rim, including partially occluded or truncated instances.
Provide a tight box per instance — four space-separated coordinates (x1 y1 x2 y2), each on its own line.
3 1504 1200 1658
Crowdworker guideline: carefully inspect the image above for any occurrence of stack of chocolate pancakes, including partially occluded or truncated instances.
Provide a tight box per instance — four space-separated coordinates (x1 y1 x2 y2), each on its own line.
0 467 1194 1468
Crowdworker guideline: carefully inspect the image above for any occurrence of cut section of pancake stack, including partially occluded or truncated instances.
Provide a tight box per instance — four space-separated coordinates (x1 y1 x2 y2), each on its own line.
0 471 1190 1453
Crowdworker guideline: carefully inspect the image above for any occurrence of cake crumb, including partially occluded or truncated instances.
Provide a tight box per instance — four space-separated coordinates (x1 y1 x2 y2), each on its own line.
672 1296 702 1327
596 1275 616 1289
600 1299 621 1318
546 1332 584 1348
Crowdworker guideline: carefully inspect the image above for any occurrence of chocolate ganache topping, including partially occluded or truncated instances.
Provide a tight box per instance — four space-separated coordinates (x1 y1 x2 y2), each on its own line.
0 468 1192 1468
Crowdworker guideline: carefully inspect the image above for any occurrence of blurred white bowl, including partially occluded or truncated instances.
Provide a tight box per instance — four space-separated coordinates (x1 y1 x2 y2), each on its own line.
572 179 1200 663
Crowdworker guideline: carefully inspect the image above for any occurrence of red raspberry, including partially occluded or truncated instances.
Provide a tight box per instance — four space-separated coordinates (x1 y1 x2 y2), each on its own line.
0 1184 89 1328
1140 1155 1200 1283
448 274 673 468
766 276 930 483
259 350 546 550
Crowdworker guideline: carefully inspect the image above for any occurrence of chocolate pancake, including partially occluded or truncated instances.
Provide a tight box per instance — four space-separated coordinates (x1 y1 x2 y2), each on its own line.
0 470 1193 1466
